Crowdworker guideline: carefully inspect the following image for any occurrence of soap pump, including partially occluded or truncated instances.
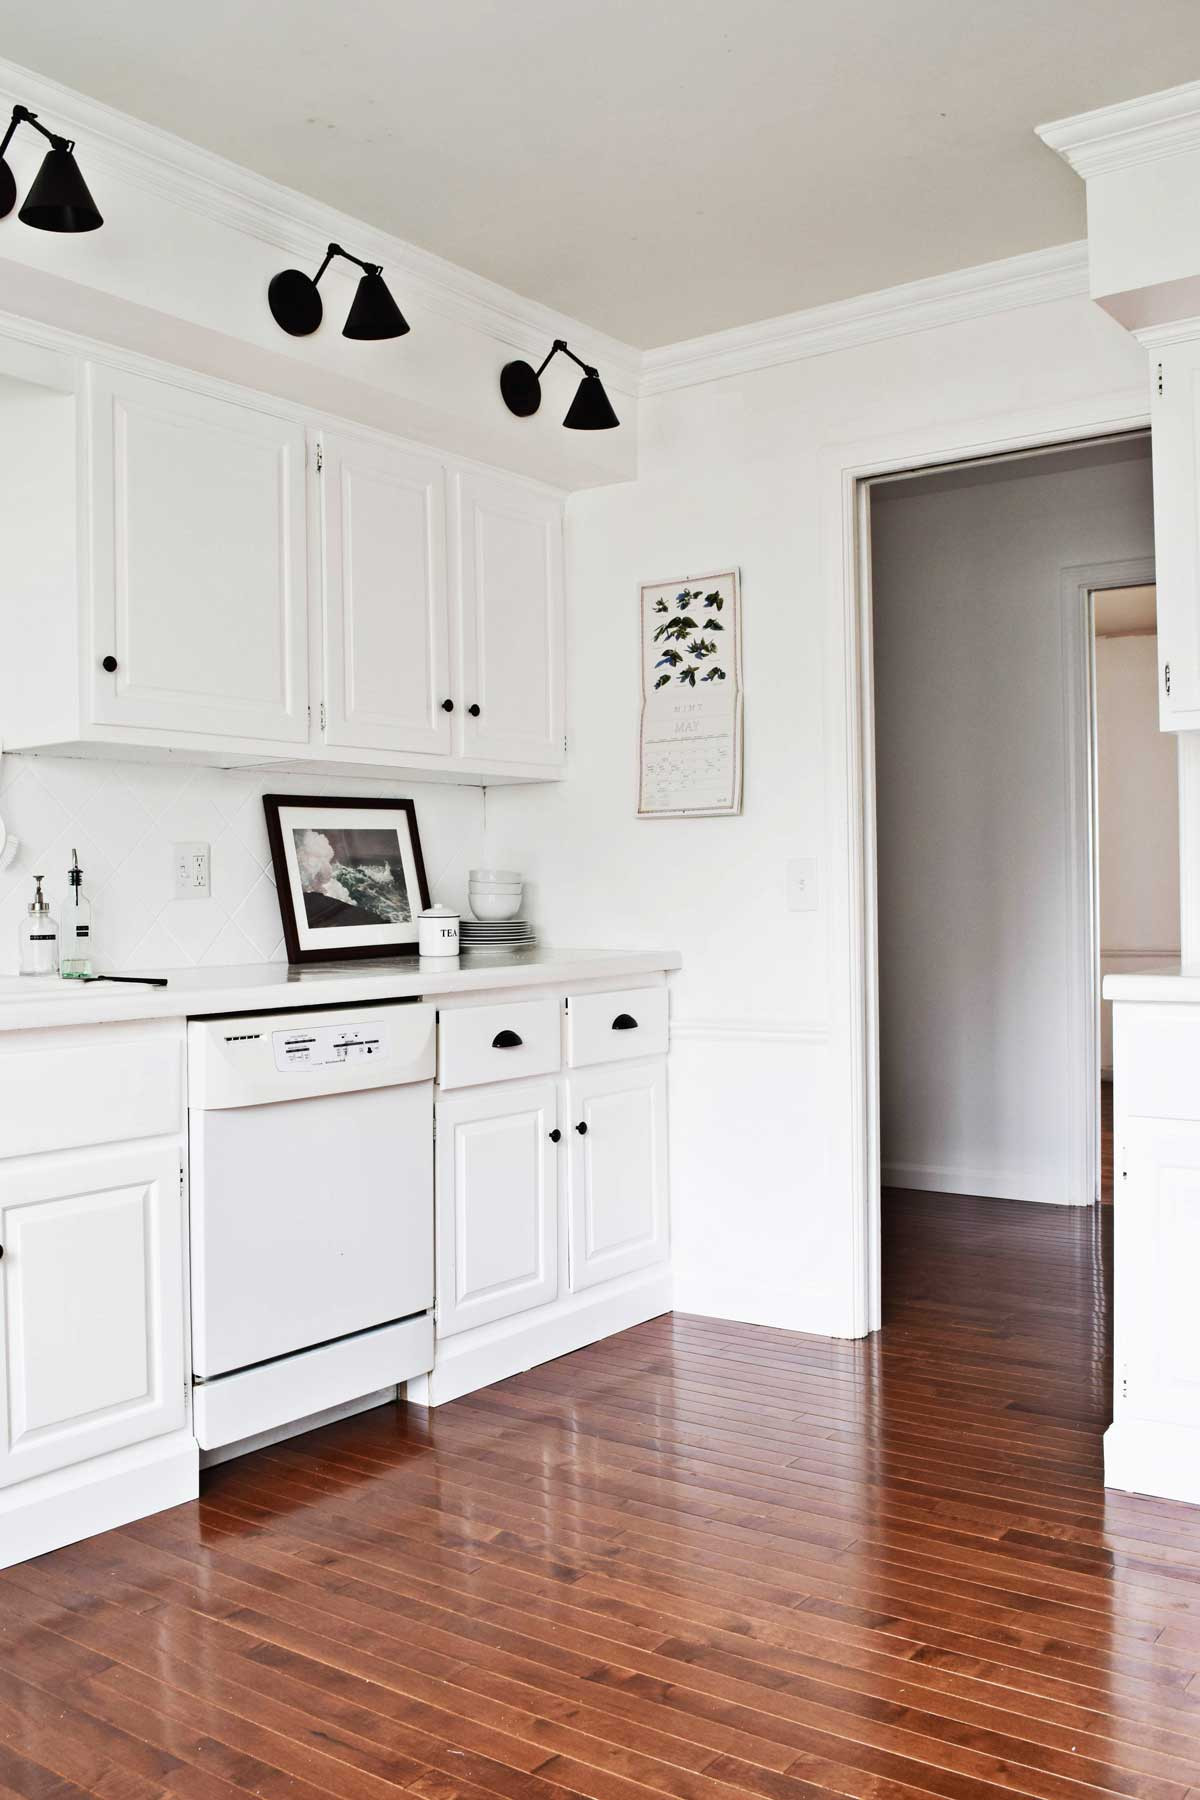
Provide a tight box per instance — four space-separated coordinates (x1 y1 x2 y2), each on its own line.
19 874 58 977
60 848 94 979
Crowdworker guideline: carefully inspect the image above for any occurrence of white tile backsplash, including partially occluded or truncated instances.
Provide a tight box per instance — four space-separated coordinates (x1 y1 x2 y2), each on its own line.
0 753 484 975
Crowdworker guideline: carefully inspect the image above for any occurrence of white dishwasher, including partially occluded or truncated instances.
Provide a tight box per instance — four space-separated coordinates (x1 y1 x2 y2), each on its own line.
187 1000 435 1451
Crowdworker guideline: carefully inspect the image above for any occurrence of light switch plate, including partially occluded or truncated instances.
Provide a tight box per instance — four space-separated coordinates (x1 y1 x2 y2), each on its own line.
174 842 211 898
786 858 818 913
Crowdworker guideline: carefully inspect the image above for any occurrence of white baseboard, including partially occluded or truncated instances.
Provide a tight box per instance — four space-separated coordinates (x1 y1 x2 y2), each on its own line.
407 1266 672 1407
0 1429 199 1570
882 1160 1090 1206
672 1267 860 1337
1105 1418 1200 1506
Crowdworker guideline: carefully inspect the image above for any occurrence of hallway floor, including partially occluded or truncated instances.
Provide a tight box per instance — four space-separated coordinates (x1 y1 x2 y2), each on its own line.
3 1192 1200 1800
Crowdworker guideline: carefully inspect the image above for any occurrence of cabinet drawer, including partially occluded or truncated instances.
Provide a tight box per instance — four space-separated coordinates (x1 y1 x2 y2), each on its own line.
437 998 561 1089
566 986 668 1068
0 1023 183 1161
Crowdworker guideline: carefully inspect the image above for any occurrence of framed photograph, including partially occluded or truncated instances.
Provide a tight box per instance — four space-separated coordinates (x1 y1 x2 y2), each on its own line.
263 794 431 964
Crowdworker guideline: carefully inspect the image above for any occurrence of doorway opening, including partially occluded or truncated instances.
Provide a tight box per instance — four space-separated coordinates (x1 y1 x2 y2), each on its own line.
867 432 1155 1303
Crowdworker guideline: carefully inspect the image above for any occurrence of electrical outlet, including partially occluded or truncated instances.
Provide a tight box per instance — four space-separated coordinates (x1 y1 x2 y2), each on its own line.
174 842 210 898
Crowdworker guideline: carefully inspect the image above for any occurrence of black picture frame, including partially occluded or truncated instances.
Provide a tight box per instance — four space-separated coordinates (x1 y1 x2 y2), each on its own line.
263 793 432 965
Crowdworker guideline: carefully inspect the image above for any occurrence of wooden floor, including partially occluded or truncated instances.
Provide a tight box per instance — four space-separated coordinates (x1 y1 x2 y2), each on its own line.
4 1190 1200 1800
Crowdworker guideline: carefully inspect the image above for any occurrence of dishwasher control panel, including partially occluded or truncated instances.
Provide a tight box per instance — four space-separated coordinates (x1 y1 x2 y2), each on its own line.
273 1022 384 1071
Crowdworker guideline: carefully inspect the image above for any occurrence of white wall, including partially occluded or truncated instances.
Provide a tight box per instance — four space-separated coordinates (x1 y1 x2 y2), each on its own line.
1096 631 1180 1071
486 291 1150 1333
869 447 1154 1204
0 755 480 975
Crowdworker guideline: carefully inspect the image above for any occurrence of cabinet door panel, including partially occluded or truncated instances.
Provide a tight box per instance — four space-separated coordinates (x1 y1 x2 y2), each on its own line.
435 1078 558 1337
88 366 309 743
567 1060 668 1292
1116 1117 1200 1428
0 1142 185 1487
454 471 564 766
1152 345 1199 728
320 432 452 755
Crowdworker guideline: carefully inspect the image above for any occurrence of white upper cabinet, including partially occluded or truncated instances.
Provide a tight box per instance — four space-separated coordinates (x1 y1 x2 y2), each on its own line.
89 365 310 744
318 430 453 757
454 470 565 767
0 342 566 779
1152 342 1200 729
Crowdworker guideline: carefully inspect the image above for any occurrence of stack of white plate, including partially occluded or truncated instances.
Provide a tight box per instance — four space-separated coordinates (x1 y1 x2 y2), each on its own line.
460 918 537 948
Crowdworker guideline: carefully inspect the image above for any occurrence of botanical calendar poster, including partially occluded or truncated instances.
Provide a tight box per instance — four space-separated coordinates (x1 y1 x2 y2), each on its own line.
638 569 743 817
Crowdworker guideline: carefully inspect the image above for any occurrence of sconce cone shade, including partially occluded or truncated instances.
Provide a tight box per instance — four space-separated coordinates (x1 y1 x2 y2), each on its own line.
342 269 410 340
563 370 619 431
18 145 102 232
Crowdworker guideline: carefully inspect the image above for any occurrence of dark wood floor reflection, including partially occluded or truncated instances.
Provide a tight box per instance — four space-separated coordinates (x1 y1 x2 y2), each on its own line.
4 1190 1200 1800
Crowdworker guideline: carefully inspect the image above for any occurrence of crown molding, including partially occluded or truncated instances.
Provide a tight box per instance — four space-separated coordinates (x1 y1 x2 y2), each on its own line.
0 55 642 395
639 242 1090 396
1037 81 1200 180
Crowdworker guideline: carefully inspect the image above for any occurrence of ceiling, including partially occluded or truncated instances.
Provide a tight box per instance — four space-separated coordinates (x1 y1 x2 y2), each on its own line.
1095 585 1157 636
5 1 1200 348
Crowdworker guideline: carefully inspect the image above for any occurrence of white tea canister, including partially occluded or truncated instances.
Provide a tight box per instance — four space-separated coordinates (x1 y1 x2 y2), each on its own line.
418 904 460 957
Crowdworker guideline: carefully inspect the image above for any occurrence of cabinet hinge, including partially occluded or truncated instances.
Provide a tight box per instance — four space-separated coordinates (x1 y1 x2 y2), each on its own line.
319 700 327 731
1156 361 1164 397
315 442 324 473
1164 662 1172 697
179 1160 185 1196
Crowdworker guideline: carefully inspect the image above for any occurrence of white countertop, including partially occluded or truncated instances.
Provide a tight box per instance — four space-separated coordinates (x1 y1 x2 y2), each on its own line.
1101 961 1200 1003
0 947 682 1032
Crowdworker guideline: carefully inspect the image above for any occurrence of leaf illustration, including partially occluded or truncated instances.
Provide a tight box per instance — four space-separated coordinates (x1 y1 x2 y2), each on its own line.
653 598 669 614
701 666 727 682
654 672 671 689
703 592 724 610
675 615 697 633
679 665 698 687
656 648 683 667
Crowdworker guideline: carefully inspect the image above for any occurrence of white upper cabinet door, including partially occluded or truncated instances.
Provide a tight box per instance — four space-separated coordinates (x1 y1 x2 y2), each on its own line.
435 1077 559 1338
0 1141 186 1489
1152 344 1200 729
88 365 310 743
453 470 565 766
567 1060 668 1293
319 431 453 756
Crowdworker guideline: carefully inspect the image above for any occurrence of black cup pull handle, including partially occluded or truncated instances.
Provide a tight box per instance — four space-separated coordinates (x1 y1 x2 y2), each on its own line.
612 1013 638 1031
492 1029 523 1049
549 1128 562 1143
576 1120 588 1135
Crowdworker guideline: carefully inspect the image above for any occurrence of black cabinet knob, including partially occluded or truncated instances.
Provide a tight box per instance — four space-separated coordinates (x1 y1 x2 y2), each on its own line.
101 655 118 673
576 1121 588 1135
492 1029 523 1049
441 698 455 713
612 1013 638 1031
468 703 481 717
549 1128 562 1143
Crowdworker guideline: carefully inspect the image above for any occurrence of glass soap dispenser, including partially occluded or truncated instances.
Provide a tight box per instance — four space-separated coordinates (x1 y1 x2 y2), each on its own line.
60 848 94 979
19 874 58 976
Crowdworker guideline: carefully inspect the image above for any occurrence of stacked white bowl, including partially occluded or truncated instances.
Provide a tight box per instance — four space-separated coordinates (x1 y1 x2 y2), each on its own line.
468 868 524 921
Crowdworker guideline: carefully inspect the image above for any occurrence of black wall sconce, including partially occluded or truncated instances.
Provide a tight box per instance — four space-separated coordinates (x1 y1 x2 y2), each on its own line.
0 104 103 232
501 339 619 430
268 242 410 340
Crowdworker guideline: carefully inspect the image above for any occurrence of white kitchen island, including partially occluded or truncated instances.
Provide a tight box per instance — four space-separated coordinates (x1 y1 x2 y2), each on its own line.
1104 963 1200 1505
0 946 679 1569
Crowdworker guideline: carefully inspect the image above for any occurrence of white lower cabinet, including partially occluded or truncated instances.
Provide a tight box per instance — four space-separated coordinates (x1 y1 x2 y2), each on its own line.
421 987 671 1405
435 1076 560 1337
567 1060 669 1291
0 1139 187 1489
